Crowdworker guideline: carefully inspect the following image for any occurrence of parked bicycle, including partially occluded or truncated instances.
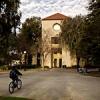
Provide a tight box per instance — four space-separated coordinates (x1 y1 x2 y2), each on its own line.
9 76 22 94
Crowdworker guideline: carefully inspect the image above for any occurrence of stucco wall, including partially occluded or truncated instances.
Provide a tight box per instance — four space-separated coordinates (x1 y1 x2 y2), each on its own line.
42 20 62 68
42 20 62 37
62 46 76 67
42 19 77 68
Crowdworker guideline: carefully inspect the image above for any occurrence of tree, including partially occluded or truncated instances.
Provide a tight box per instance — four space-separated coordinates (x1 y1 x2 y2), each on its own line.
0 0 21 64
18 17 42 65
81 0 100 66
39 30 51 69
61 16 86 69
0 0 21 35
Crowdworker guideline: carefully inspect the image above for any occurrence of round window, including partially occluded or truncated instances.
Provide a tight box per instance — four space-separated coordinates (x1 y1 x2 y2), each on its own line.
53 23 61 31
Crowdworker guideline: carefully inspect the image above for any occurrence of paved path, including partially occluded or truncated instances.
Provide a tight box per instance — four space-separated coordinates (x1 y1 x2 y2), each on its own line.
0 68 100 100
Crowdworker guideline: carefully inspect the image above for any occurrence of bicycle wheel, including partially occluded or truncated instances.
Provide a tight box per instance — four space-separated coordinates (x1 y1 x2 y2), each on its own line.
9 82 14 94
17 79 22 89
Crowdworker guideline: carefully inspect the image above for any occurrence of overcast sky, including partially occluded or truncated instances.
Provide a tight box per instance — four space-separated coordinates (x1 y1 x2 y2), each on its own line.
20 0 89 22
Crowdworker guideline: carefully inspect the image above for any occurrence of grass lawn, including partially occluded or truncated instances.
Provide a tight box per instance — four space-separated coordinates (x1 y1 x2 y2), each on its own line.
0 96 32 100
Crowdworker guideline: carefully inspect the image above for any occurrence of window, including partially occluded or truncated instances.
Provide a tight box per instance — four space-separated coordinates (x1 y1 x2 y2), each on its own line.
53 23 61 31
51 48 62 54
51 37 60 44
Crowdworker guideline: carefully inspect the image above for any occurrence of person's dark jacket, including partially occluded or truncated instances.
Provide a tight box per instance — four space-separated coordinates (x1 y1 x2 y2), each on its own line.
13 68 22 76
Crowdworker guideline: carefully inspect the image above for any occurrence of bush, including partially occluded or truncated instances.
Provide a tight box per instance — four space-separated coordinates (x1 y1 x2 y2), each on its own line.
0 65 8 71
8 64 41 70
44 66 49 68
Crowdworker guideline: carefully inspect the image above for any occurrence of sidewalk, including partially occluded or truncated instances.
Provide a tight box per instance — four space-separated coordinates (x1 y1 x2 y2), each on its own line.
0 71 9 75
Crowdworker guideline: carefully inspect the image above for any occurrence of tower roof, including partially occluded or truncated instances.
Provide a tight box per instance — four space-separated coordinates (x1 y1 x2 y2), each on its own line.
42 13 69 20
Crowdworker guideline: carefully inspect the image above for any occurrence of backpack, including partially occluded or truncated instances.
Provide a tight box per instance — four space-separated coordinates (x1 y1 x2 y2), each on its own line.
9 70 17 78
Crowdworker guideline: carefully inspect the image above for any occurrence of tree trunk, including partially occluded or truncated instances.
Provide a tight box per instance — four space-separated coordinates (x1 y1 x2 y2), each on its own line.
76 57 80 72
42 55 45 70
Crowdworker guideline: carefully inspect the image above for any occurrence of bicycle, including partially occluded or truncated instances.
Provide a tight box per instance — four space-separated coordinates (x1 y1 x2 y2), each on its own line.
9 76 22 94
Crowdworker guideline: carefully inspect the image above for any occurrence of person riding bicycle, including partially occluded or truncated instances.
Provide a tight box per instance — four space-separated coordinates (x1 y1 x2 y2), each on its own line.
9 65 22 82
9 65 22 93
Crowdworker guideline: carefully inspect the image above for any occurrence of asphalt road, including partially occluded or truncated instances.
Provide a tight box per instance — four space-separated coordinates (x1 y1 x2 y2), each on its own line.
0 68 100 100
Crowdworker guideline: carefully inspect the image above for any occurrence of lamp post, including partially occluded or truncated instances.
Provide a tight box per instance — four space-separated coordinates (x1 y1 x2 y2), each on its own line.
24 51 27 71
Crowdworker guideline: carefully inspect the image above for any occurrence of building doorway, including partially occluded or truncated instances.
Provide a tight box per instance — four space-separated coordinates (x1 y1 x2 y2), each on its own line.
54 59 57 67
59 59 62 68
37 53 41 66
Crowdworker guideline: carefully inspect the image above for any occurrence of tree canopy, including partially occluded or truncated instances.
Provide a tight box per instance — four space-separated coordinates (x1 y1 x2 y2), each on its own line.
61 16 86 67
81 0 100 65
61 0 100 66
0 0 21 64
18 16 42 54
17 17 41 65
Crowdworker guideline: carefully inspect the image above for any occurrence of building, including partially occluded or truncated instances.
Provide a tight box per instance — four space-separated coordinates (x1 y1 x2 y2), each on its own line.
42 13 76 68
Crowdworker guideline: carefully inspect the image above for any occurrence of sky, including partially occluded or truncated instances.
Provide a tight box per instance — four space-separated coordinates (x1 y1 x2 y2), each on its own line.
19 0 89 23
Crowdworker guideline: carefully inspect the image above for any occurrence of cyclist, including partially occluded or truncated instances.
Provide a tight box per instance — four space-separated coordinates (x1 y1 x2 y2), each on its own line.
9 65 22 84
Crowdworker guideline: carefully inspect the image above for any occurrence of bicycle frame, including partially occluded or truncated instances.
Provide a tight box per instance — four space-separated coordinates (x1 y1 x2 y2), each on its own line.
9 77 22 94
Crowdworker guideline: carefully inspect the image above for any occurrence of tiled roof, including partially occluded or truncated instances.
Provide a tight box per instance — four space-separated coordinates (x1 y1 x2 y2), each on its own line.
42 13 69 20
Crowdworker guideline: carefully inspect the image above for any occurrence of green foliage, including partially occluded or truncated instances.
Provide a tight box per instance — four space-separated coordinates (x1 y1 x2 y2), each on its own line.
18 17 42 53
81 0 100 65
17 17 41 65
0 65 8 71
61 16 86 56
61 0 100 66
0 0 21 36
0 0 21 64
